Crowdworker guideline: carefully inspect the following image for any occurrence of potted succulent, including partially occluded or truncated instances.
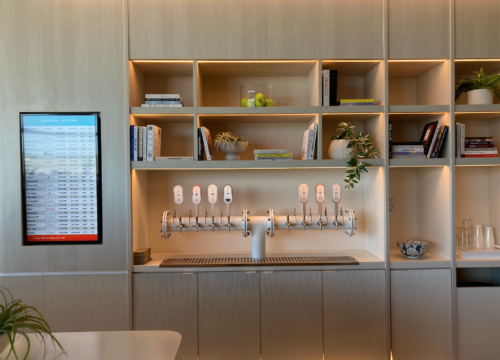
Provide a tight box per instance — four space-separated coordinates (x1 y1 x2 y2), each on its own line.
0 288 65 359
455 68 500 105
329 122 378 190
213 132 251 160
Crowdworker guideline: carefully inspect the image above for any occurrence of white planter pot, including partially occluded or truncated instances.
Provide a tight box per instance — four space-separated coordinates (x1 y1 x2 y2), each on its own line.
218 141 248 160
467 89 493 105
328 139 353 160
0 334 9 354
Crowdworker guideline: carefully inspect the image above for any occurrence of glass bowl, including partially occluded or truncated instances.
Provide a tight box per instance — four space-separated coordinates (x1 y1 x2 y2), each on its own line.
240 83 276 107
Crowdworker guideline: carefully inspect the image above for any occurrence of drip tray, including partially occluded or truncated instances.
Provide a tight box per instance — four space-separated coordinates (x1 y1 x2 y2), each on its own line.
160 256 359 268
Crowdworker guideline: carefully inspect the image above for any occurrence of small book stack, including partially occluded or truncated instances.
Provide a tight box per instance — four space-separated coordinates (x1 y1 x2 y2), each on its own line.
254 150 292 161
301 123 318 160
389 120 449 159
339 99 375 106
456 123 498 158
141 94 184 107
130 125 161 161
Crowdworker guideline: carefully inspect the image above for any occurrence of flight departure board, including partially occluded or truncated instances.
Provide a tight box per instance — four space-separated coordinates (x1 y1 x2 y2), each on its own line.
20 113 102 245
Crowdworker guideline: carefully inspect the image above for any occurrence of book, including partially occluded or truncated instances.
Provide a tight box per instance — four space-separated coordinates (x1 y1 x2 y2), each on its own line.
302 130 310 160
145 100 184 105
392 146 424 150
464 149 498 154
330 70 337 106
339 99 375 106
156 157 194 161
420 121 439 157
138 126 143 161
466 137 493 142
197 128 205 161
464 154 497 158
339 103 375 106
389 121 392 159
322 70 330 106
146 94 183 101
392 142 424 145
308 122 318 159
432 126 449 158
392 154 426 159
200 127 214 161
456 123 461 158
141 104 184 107
256 153 293 158
392 152 425 155
461 124 465 158
254 149 289 154
427 121 442 158
255 156 293 160
146 125 162 161
465 143 494 147
130 125 137 161
142 127 147 161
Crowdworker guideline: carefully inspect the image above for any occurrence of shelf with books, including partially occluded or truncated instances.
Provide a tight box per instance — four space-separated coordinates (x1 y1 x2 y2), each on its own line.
197 106 319 115
389 167 452 263
455 59 500 105
388 60 450 106
322 106 385 114
321 60 385 107
197 114 319 161
196 60 318 107
455 113 500 160
129 60 194 107
131 159 384 171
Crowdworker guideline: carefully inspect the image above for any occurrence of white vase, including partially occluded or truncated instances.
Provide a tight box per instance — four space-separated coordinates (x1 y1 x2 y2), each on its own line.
467 89 493 105
328 139 353 159
0 334 9 354
218 141 248 160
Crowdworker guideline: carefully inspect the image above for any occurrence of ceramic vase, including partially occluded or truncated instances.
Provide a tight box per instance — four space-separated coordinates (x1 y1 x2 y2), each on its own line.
218 141 248 160
467 89 493 105
328 139 353 160
0 334 9 355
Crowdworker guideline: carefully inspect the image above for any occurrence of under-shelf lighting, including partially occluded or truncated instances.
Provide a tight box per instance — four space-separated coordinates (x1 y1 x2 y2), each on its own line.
323 112 383 115
455 111 500 114
455 59 500 62
389 112 445 115
388 59 447 62
197 60 316 64
131 60 193 63
198 113 318 117
322 60 382 63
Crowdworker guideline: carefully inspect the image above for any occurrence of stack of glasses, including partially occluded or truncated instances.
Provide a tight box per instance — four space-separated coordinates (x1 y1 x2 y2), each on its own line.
456 219 496 250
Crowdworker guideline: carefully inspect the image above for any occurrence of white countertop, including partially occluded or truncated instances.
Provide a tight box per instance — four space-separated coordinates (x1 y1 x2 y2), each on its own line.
0 331 181 360
390 248 451 269
133 250 385 272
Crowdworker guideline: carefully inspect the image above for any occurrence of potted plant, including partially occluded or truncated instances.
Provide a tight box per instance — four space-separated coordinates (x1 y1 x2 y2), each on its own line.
213 132 252 160
329 122 378 190
455 68 500 105
0 288 65 359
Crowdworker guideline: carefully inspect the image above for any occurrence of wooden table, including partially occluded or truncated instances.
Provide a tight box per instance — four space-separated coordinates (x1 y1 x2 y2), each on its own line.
0 331 181 360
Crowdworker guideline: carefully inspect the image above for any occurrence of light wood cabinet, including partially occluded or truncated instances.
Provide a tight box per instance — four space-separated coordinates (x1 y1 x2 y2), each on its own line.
391 270 453 360
323 270 387 360
198 272 260 360
389 0 450 59
260 271 323 360
455 0 500 59
133 273 198 360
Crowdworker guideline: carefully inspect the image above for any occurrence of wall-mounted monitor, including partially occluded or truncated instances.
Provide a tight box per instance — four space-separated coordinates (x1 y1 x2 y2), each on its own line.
20 113 102 245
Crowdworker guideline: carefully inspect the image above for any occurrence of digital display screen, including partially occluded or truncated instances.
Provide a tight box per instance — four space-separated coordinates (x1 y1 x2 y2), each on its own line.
20 113 102 245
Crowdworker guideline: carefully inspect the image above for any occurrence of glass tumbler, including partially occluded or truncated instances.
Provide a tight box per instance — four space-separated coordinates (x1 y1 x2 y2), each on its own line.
484 226 496 250
463 219 472 245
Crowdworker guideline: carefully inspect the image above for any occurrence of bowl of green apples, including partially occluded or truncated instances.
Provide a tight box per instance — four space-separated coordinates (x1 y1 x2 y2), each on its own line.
240 83 276 107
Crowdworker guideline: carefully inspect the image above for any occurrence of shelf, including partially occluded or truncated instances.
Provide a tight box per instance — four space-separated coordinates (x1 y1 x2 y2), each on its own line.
390 248 451 269
455 59 500 77
388 60 446 78
198 106 318 115
389 158 449 167
322 60 382 76
131 159 384 170
455 104 500 113
133 250 385 273
456 157 500 167
131 107 194 115
322 106 384 114
197 60 317 77
389 105 449 113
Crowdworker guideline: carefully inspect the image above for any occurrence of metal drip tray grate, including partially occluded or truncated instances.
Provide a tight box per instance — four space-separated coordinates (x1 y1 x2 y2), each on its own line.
160 256 359 268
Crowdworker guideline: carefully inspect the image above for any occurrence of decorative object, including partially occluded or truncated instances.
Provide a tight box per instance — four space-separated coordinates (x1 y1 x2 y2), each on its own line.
397 240 431 259
240 83 276 107
0 288 65 359
213 132 251 160
329 122 378 189
455 68 500 104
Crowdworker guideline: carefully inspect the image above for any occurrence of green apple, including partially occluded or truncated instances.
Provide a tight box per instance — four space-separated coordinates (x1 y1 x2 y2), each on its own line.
240 98 249 107
265 99 276 107
255 93 267 107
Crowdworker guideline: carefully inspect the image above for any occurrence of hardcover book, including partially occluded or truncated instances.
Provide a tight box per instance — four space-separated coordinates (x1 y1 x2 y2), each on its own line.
146 125 162 161
420 121 439 157
200 127 214 161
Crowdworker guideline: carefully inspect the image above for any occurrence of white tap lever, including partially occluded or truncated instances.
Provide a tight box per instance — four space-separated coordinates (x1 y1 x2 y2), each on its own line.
173 185 184 232
299 184 309 230
223 184 233 231
332 184 343 230
208 184 218 231
316 183 327 230
192 185 202 231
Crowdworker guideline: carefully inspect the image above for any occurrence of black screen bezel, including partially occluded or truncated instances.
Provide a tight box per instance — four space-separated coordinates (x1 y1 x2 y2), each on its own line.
20 112 103 246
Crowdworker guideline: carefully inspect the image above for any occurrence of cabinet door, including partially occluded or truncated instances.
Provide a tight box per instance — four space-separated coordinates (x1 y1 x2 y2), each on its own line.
261 271 323 360
389 0 450 59
133 273 198 360
455 0 500 58
457 287 500 360
323 270 387 360
391 270 452 360
198 272 260 360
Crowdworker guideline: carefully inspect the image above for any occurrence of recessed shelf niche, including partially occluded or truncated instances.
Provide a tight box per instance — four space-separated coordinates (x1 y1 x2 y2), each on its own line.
455 60 500 105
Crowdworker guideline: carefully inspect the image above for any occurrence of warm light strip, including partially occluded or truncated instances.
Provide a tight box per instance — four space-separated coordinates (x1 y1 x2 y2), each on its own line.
198 113 318 117
197 60 316 64
322 60 382 63
389 112 445 115
455 111 500 114
131 60 193 63
388 59 447 62
389 165 449 168
323 112 383 115
131 114 193 116
455 59 500 62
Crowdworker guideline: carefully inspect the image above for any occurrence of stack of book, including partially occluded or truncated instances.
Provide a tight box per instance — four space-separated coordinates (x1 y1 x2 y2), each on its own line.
339 99 375 106
255 150 292 161
141 94 184 107
130 125 161 161
389 120 449 159
456 123 497 158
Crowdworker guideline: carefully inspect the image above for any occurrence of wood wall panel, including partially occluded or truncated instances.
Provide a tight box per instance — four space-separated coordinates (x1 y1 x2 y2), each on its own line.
323 270 387 360
455 0 500 58
389 0 450 59
260 271 323 360
198 272 260 360
0 276 47 316
133 273 198 360
320 0 384 59
0 0 129 273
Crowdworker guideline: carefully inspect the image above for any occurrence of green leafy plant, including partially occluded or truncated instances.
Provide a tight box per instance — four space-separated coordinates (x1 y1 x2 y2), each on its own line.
455 68 500 101
213 132 251 153
0 287 65 360
331 123 378 190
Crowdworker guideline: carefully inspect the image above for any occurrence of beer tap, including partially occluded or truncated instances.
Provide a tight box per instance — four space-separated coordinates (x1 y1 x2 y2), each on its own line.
208 184 218 232
315 184 327 230
223 184 233 231
173 185 185 233
192 185 202 232
299 184 309 230
332 184 343 230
